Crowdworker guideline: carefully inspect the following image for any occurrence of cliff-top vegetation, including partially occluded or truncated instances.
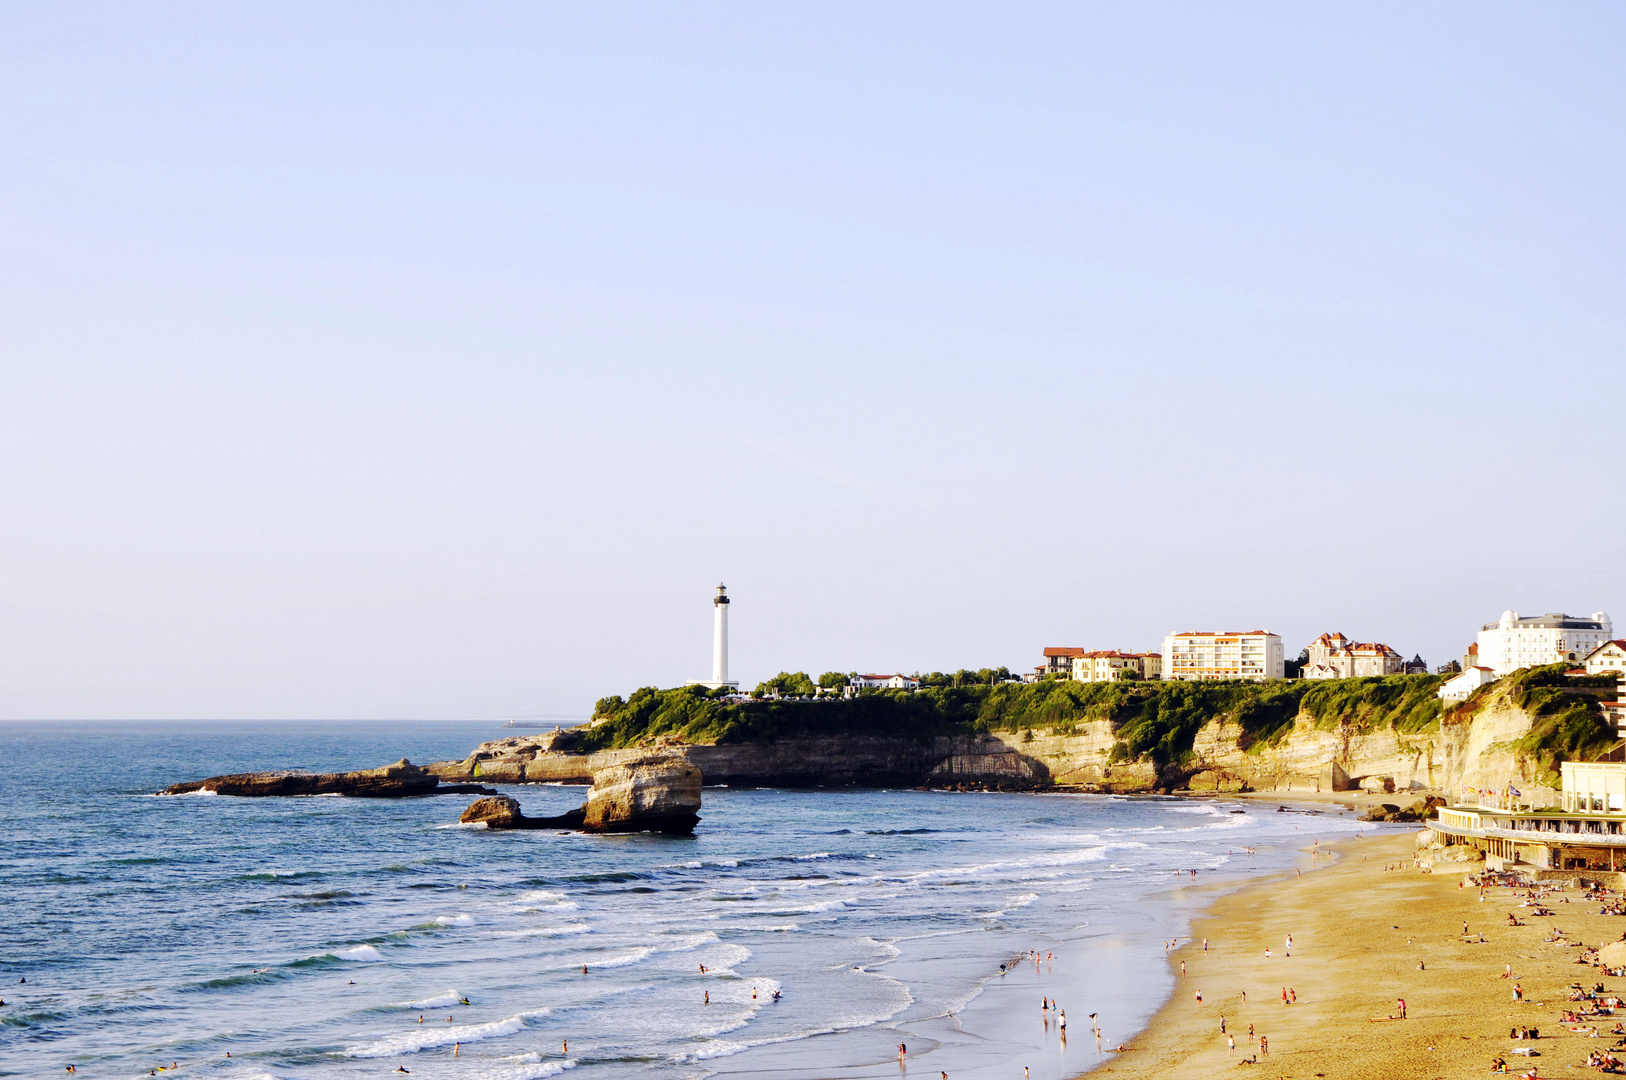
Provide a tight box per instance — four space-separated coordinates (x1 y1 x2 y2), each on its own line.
580 672 1469 765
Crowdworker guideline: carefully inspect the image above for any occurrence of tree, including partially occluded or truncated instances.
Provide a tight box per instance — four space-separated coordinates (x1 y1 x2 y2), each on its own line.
817 671 849 689
1284 648 1310 679
755 671 816 697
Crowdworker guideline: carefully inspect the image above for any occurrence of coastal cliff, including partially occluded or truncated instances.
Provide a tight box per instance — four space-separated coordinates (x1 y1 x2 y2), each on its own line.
429 667 1616 801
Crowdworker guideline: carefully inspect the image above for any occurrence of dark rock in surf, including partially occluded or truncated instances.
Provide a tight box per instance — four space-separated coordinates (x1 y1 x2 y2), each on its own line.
162 758 497 798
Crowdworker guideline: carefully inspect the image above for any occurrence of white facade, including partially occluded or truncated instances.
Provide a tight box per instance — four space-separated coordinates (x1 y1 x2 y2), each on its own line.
1476 610 1613 677
1437 666 1497 702
1583 640 1626 676
1161 631 1284 682
849 674 920 690
1561 762 1626 813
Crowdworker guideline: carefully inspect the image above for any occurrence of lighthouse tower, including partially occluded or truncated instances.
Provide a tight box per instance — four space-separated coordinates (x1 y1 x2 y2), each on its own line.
689 583 739 690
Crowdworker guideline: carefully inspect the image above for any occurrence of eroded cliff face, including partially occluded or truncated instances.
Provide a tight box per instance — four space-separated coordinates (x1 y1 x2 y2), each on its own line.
427 688 1554 799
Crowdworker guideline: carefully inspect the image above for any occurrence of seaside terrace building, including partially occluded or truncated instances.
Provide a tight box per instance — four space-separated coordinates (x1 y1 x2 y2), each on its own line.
1161 631 1284 682
1430 762 1626 873
1583 640 1626 677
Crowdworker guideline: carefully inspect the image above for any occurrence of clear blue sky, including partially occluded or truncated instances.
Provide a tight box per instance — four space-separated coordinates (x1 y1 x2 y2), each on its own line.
2 4 1621 718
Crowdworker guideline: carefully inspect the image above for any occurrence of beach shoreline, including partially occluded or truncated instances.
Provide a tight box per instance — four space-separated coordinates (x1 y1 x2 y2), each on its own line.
1081 827 1626 1079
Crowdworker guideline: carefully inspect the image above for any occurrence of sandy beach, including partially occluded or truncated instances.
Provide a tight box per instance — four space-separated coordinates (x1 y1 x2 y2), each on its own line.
1087 829 1626 1079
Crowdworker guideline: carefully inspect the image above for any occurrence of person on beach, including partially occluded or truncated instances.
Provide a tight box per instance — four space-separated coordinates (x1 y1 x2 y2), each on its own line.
1181 960 1186 976
1219 1014 1225 1033
1194 990 1202 1004
1203 938 1208 952
1260 1035 1268 1056
1059 1010 1066 1031
1514 984 1524 1001
1248 1022 1254 1042
1397 997 1406 1018
1290 988 1296 1004
1240 990 1246 1003
1281 987 1288 1005
1228 1034 1235 1055
1264 947 1271 958
897 1042 906 1060
704 991 709 1004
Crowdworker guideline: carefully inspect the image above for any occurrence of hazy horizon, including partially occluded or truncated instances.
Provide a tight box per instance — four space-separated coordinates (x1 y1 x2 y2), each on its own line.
2 4 1622 719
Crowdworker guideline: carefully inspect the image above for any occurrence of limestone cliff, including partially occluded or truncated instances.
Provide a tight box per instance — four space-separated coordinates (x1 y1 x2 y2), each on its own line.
428 679 1583 801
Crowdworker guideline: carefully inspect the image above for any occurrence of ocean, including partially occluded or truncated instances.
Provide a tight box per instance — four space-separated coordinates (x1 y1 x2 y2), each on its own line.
0 721 1376 1079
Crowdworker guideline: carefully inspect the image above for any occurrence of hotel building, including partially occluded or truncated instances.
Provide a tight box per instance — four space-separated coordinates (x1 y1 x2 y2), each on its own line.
1069 651 1164 682
1476 611 1613 677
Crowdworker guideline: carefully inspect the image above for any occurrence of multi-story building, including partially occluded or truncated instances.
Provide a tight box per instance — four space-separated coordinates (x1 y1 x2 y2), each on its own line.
1040 647 1085 678
1161 631 1284 682
1582 640 1626 676
1476 611 1614 677
1300 632 1405 679
1069 650 1163 682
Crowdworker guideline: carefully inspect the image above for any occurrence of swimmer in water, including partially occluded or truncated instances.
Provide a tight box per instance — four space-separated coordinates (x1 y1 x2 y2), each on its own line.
704 991 710 1004
582 965 588 975
460 997 471 1005
417 1015 424 1024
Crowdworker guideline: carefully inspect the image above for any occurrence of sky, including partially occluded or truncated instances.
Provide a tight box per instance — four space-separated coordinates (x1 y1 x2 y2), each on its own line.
1 3 1622 719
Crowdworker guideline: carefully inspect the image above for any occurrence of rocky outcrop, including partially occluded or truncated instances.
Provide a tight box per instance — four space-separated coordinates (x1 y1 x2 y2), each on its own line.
582 759 701 833
458 758 700 835
458 794 586 831
1361 795 1446 823
163 759 496 798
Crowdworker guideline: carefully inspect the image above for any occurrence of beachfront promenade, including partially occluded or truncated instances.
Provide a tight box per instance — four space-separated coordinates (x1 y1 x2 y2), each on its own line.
1090 831 1626 1079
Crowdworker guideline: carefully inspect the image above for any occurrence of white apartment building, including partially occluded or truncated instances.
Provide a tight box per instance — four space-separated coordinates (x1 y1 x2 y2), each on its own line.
1069 651 1163 682
1476 611 1613 677
1583 640 1626 676
1161 631 1284 682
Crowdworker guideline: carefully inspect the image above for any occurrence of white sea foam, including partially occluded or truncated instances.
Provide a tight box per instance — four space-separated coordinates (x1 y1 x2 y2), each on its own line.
345 1009 547 1057
334 944 385 962
492 922 591 939
394 989 461 1009
436 821 488 829
436 913 476 927
519 890 564 903
464 1058 575 1080
589 946 653 968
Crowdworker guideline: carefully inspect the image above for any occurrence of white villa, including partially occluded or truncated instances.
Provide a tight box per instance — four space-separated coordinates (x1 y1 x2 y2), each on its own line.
1438 665 1498 703
1583 640 1626 677
1069 650 1163 682
848 674 921 690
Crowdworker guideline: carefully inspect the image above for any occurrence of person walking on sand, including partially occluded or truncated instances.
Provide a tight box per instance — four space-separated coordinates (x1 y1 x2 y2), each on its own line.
1397 997 1405 1019
1194 990 1202 1004
897 1042 906 1060
1248 1022 1254 1042
1260 1035 1268 1056
1290 988 1296 1004
1219 1014 1226 1034
1181 960 1186 977
1059 1010 1066 1032
1228 1034 1235 1056
1281 987 1288 1005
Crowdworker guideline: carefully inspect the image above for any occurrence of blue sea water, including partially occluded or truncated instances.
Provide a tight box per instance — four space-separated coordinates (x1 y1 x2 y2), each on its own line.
0 721 1375 1080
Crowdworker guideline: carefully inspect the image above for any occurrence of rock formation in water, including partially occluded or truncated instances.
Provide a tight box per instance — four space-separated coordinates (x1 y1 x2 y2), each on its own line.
458 758 701 835
162 758 496 798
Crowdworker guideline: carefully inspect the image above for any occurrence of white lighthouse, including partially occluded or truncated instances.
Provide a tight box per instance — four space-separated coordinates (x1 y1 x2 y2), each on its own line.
689 583 739 690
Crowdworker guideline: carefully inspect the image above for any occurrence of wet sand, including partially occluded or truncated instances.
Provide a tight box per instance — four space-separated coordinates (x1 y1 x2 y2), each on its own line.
1086 830 1626 1079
